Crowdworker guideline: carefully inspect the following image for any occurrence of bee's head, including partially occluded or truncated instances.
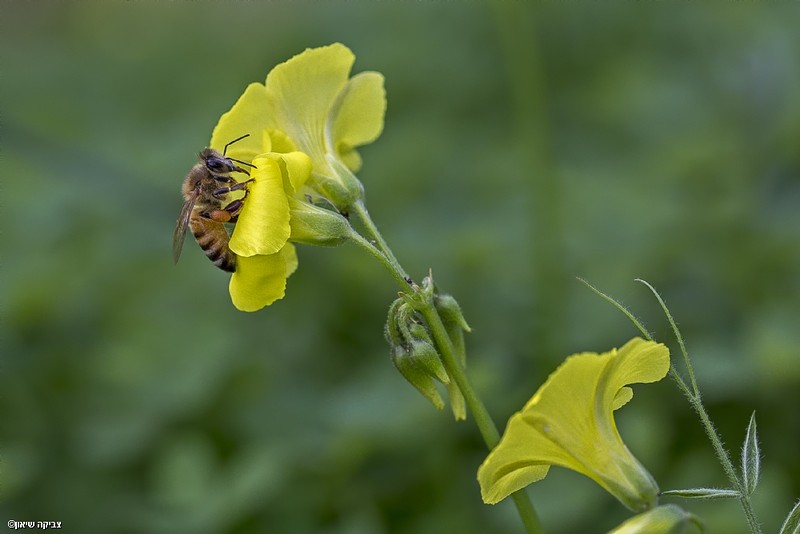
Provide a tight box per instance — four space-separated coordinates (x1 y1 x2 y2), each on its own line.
200 148 236 174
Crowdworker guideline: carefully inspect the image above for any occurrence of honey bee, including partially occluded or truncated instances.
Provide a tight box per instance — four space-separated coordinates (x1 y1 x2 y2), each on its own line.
172 134 255 272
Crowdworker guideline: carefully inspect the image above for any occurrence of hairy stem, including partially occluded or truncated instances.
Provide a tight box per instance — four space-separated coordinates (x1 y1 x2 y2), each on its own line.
348 202 543 534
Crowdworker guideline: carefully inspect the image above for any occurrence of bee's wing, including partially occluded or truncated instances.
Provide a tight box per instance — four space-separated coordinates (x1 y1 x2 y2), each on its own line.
172 189 199 264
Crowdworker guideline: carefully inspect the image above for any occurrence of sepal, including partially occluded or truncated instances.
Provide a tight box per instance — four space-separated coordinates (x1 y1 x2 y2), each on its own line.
287 197 352 247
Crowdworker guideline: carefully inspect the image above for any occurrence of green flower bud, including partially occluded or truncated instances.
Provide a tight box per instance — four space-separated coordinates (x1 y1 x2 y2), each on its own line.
384 298 405 348
408 322 432 343
386 298 454 409
447 380 467 421
391 346 445 411
288 197 352 247
408 339 449 384
434 293 471 333
434 292 471 367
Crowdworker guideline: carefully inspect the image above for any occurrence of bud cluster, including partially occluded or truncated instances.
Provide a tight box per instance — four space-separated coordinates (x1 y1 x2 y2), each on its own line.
385 283 471 419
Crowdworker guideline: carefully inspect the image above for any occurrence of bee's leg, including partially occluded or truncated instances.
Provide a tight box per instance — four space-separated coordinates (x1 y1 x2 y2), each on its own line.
221 199 246 221
197 209 230 223
212 178 255 199
198 194 250 223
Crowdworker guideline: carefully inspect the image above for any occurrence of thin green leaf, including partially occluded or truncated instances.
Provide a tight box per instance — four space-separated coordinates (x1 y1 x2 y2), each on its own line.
576 278 653 340
779 499 800 534
635 278 699 394
741 411 761 495
662 488 740 500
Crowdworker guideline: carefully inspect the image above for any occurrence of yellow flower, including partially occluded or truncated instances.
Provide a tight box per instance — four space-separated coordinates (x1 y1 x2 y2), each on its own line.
225 151 351 312
203 43 381 311
478 338 670 512
210 43 386 208
609 505 701 533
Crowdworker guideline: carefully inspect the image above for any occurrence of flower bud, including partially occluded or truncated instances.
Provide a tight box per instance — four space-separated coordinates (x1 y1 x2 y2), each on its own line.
447 380 466 421
386 298 453 410
434 292 471 366
384 298 404 348
434 293 471 333
391 346 445 411
387 301 449 384
408 339 449 384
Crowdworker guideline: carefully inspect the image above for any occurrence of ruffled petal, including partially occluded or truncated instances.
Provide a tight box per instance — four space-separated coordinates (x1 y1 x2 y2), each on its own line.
478 338 669 510
601 338 672 409
265 43 355 170
329 71 386 172
210 83 274 164
229 156 290 257
281 243 298 278
229 253 287 311
276 151 313 194
478 412 564 504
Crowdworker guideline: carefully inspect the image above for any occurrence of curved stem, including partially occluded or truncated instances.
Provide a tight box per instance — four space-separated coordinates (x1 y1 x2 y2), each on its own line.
635 280 762 533
347 201 543 534
418 305 542 534
348 229 410 290
350 200 411 282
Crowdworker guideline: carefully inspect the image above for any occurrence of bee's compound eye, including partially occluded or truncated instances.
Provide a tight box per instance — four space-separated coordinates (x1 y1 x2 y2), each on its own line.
206 156 228 173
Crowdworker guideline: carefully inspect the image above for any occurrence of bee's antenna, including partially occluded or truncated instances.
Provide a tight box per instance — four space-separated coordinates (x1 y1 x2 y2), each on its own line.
229 158 256 169
223 134 251 157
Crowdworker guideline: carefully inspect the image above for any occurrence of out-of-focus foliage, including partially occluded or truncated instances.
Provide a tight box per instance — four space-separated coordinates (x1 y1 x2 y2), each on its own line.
2 2 798 532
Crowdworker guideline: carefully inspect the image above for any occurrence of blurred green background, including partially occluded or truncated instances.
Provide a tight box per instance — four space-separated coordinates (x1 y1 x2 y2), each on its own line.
3 2 799 532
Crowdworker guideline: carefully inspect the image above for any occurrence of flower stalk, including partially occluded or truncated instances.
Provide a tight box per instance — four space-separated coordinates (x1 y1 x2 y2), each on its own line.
348 201 543 534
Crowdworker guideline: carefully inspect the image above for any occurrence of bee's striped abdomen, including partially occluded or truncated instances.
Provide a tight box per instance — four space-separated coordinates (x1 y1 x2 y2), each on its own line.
189 213 236 273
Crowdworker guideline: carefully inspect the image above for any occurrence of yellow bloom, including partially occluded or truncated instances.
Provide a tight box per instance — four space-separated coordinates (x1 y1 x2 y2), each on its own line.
478 338 670 512
204 43 381 311
609 505 701 533
225 151 351 312
210 43 386 208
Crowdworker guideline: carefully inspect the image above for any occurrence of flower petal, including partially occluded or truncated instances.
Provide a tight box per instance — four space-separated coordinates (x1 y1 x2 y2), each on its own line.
229 253 287 311
478 413 555 504
229 156 290 257
600 338 672 409
478 338 669 509
265 43 355 170
519 339 669 454
282 243 298 278
328 71 386 172
210 83 273 164
277 151 313 194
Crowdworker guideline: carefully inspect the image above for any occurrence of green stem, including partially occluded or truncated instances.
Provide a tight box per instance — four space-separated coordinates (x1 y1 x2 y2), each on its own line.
584 278 762 532
348 230 410 290
636 280 762 534
419 304 543 534
348 201 544 534
688 393 762 533
350 200 411 282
